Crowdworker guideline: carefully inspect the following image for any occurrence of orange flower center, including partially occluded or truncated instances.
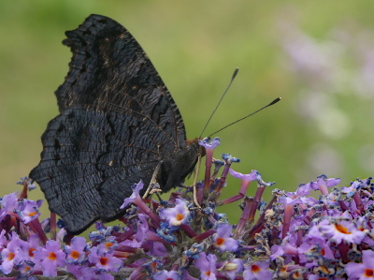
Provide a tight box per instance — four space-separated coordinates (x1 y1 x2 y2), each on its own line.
29 211 38 217
71 250 81 259
152 261 157 269
29 248 36 257
100 257 109 266
335 224 351 234
106 242 114 250
176 213 184 221
8 252 15 261
216 237 225 246
48 252 57 261
365 269 374 277
251 264 261 273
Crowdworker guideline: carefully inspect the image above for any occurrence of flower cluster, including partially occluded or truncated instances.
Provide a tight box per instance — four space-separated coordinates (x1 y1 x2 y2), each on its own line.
0 138 373 279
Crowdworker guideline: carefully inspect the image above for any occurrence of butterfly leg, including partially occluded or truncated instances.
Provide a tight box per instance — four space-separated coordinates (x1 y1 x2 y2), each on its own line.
142 163 162 199
192 155 202 208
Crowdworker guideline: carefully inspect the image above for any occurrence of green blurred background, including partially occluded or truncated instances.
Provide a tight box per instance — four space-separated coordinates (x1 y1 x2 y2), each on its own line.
1 1 374 226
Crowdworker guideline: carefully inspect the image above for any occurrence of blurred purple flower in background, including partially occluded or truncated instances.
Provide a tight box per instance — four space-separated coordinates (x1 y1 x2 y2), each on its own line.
277 13 374 181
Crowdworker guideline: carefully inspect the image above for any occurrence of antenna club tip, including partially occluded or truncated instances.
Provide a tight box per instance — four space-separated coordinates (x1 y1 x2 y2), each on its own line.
268 97 281 106
232 68 239 80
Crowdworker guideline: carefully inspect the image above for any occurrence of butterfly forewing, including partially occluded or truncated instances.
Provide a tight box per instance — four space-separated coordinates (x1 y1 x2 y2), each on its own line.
30 14 189 233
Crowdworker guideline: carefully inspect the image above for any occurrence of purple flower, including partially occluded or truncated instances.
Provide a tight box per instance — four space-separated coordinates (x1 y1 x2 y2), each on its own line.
27 234 42 270
223 169 259 204
195 252 217 280
295 183 312 196
120 214 148 248
69 265 114 280
1 140 374 279
34 240 66 277
149 241 168 257
213 224 238 252
277 191 304 239
310 174 341 195
16 199 42 224
160 199 190 227
67 265 84 279
270 241 299 261
0 192 18 222
199 138 221 205
229 168 258 184
88 244 122 273
64 236 87 264
243 261 273 280
18 261 35 277
198 137 221 151
222 259 244 279
119 180 160 227
17 176 37 191
345 250 374 279
0 232 30 275
319 216 367 244
0 229 7 249
154 270 181 280
120 180 144 209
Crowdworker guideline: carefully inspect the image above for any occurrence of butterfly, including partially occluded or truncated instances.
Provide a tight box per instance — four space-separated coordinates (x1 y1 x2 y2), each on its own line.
30 14 203 234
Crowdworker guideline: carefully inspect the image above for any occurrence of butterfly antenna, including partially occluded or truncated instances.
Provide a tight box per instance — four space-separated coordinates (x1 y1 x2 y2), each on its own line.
199 68 239 138
208 97 282 137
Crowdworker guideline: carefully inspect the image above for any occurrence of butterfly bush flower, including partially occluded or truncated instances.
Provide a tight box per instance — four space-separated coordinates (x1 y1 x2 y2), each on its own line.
64 236 87 264
1 143 374 279
0 232 30 275
0 192 19 222
88 244 122 273
222 259 244 279
213 224 238 252
119 180 160 227
243 261 273 280
154 270 181 280
198 137 222 205
159 198 190 227
198 137 221 151
17 176 37 191
345 250 374 279
16 199 42 224
34 240 66 277
195 252 218 280
319 214 367 244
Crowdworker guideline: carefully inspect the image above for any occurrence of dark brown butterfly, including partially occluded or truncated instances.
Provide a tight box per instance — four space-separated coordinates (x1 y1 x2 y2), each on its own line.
30 14 202 234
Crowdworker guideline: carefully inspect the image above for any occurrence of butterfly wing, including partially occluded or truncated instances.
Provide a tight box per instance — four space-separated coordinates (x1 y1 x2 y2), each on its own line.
30 14 187 233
